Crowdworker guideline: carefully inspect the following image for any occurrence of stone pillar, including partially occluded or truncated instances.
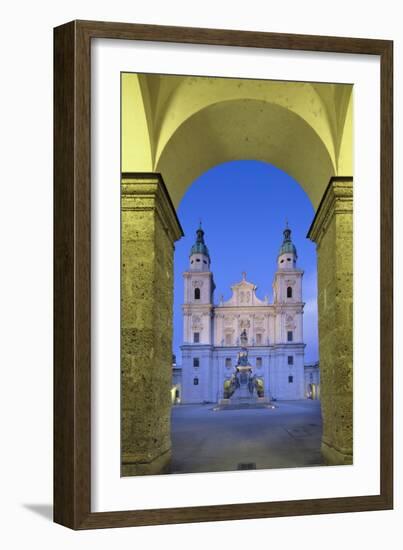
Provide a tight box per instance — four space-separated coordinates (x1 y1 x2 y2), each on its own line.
121 173 183 476
307 177 353 465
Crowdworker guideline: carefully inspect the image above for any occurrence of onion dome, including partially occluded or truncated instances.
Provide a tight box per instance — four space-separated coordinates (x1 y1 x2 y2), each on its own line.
190 222 210 259
278 223 297 259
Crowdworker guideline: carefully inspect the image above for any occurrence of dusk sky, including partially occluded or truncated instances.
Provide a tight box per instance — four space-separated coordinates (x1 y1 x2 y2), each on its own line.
173 160 319 363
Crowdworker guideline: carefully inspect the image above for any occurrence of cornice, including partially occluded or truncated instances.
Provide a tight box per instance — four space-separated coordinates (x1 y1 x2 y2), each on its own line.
307 176 353 246
121 172 184 243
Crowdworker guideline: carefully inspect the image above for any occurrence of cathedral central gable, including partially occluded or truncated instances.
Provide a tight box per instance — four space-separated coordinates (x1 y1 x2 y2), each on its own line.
221 276 267 307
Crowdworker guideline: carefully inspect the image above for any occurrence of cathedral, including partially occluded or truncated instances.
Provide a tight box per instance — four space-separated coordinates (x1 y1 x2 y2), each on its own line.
180 224 309 404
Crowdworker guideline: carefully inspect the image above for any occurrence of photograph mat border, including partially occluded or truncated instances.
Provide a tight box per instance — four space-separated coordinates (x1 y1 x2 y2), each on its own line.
92 38 379 513
53 20 393 530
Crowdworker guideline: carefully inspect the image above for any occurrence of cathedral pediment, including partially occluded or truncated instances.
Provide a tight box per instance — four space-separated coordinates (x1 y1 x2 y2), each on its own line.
231 280 255 291
220 273 266 307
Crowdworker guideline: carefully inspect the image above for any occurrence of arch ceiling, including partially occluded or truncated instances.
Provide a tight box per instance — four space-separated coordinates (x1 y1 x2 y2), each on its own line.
122 73 353 210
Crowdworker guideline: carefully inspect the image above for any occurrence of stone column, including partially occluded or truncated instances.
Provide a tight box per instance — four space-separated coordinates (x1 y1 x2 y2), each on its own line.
121 173 183 476
307 177 353 465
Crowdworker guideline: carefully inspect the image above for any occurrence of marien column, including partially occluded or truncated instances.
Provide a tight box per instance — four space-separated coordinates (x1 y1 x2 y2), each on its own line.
121 173 183 476
308 177 353 465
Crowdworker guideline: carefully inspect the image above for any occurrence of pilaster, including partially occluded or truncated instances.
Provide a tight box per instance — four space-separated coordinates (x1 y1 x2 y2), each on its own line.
121 173 183 476
308 176 353 465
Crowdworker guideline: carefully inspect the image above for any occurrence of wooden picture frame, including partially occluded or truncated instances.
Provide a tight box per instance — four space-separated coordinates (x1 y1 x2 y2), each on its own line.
54 20 393 529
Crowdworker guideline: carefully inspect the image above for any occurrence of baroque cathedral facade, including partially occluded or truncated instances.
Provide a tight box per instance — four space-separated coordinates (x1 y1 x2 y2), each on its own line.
180 224 307 403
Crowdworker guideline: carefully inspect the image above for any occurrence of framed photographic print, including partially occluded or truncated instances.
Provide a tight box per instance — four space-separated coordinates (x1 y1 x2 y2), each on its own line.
54 20 393 529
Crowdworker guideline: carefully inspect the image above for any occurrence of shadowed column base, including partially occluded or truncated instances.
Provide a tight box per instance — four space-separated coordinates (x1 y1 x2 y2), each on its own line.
122 448 172 477
321 441 353 466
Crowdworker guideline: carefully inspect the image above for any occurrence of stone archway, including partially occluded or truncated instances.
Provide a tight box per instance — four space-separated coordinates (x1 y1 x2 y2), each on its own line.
156 98 335 208
122 73 352 207
121 74 353 475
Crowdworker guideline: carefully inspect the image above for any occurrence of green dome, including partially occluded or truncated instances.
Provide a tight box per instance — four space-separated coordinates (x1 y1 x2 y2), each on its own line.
190 241 210 257
278 240 297 256
278 226 297 258
190 225 210 258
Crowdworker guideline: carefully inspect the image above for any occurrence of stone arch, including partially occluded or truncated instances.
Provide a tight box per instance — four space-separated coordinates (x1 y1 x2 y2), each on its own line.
121 73 353 203
156 98 335 208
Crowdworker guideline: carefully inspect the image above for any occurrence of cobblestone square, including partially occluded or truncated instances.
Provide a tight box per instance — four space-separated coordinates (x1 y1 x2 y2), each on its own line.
170 400 323 474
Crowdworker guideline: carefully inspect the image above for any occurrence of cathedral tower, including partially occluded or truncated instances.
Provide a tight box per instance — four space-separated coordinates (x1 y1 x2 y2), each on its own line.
181 224 215 403
273 223 303 305
272 224 305 398
183 223 215 318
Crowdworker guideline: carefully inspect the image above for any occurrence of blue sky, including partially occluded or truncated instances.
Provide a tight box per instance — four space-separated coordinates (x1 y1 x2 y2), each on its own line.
173 160 318 363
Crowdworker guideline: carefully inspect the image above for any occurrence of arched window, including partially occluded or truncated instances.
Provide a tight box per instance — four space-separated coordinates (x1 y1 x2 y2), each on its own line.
194 287 201 300
287 286 292 298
